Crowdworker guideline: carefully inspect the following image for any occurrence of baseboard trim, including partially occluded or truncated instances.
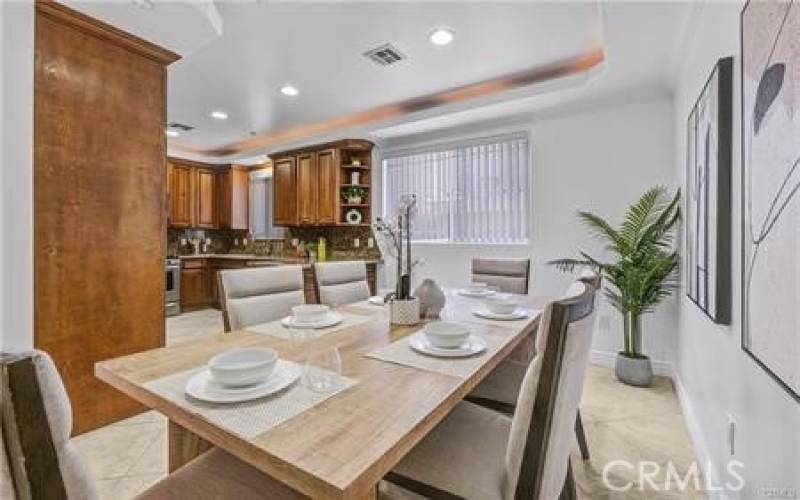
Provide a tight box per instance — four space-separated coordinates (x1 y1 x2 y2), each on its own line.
589 349 673 377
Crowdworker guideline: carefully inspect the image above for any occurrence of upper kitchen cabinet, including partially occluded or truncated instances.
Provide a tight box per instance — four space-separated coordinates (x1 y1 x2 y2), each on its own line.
168 161 193 227
273 156 297 226
270 139 373 227
195 167 217 228
218 166 250 230
296 152 318 225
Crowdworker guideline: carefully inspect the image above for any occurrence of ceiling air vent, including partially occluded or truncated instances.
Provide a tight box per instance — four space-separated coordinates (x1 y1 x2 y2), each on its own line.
363 44 406 66
167 122 194 132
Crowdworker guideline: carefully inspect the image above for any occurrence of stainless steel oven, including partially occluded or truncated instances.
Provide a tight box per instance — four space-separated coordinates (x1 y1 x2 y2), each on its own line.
165 258 181 316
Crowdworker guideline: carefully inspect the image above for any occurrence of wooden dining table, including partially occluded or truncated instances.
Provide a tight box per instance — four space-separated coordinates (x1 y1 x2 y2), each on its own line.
95 289 549 500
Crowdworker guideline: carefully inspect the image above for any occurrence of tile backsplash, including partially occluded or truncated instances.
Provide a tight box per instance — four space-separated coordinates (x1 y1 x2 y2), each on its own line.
167 225 380 261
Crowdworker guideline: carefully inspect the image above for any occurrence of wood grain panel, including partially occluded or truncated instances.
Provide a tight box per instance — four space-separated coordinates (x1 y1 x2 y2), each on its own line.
273 157 297 226
218 166 249 230
316 149 338 225
195 168 217 229
34 2 176 434
168 161 193 228
296 153 317 225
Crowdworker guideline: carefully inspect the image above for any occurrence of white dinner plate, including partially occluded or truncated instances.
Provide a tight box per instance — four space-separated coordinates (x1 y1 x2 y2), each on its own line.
408 332 487 358
185 361 301 404
458 289 496 298
281 312 343 329
368 296 385 306
472 308 530 321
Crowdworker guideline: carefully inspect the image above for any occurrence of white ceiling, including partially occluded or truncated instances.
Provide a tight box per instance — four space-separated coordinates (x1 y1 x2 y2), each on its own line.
66 1 692 162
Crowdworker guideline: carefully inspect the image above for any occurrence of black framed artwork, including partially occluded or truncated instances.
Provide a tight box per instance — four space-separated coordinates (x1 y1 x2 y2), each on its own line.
741 1 800 402
686 56 733 325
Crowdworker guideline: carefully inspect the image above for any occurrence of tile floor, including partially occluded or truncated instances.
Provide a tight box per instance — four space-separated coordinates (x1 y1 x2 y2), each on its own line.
74 309 707 499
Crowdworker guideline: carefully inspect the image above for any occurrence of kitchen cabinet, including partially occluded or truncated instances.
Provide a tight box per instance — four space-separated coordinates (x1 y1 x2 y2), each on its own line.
270 139 372 227
316 149 338 225
169 162 193 228
218 166 249 230
296 152 317 225
195 167 217 229
273 156 297 226
180 260 209 310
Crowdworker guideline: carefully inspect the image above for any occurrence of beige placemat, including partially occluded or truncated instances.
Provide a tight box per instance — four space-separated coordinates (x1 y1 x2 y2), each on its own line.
144 360 356 439
245 312 375 340
438 307 542 329
365 329 511 379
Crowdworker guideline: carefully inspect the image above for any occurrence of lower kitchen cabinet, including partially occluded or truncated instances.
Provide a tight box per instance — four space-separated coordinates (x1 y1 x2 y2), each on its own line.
180 260 209 310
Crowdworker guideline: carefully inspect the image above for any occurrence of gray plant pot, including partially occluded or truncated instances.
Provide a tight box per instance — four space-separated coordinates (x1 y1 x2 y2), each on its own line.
615 352 653 387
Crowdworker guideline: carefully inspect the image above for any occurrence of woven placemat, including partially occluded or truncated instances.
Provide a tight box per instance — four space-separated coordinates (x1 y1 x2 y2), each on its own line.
245 312 375 340
365 329 511 379
144 360 356 439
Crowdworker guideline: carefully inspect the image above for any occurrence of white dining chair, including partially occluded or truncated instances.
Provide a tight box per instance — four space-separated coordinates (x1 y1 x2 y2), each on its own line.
314 261 371 307
384 282 598 500
0 350 305 500
218 265 306 331
471 257 531 295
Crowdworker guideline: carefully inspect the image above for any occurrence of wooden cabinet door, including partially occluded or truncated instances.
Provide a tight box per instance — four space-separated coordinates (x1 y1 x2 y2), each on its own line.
316 149 337 225
218 166 249 230
170 163 193 227
273 156 297 226
296 153 317 225
195 168 217 228
181 267 207 309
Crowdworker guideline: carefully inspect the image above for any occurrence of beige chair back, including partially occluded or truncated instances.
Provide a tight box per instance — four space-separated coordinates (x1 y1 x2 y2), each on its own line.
504 280 598 499
314 261 370 307
0 351 97 500
218 265 305 331
472 258 531 294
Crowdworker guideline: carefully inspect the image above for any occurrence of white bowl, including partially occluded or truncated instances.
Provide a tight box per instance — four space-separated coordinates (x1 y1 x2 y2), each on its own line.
208 347 278 387
291 304 330 323
485 295 519 315
467 282 488 293
424 322 471 349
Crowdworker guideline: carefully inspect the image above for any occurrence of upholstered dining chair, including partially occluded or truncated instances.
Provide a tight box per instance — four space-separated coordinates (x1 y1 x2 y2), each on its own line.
314 261 371 307
218 265 306 331
383 282 598 500
467 272 600 461
0 351 305 500
471 257 531 295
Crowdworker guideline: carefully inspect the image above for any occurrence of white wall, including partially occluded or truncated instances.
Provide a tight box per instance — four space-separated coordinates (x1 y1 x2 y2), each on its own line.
377 93 679 371
0 0 35 352
672 2 800 498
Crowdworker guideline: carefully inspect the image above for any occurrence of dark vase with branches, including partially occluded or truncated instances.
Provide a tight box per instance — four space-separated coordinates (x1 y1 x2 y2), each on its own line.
551 186 680 387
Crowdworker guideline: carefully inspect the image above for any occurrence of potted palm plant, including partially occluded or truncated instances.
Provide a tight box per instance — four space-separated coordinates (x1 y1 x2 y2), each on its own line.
551 186 680 387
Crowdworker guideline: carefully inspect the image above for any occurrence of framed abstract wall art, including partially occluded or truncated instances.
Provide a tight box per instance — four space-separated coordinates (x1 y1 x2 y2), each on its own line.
686 57 733 324
741 0 800 402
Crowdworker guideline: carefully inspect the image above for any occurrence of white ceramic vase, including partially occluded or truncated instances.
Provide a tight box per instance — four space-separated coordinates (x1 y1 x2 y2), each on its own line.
414 279 446 319
390 297 420 325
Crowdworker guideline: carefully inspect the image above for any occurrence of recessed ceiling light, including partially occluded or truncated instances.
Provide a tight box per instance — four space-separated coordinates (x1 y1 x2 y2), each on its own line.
280 85 299 97
165 129 179 138
429 28 454 46
211 110 228 120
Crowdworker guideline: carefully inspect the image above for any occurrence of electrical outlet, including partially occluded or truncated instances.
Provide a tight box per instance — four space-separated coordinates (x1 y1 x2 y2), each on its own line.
368 237 374 248
354 238 360 248
243 238 248 246
292 238 299 247
599 315 611 331
727 413 736 456
234 238 239 246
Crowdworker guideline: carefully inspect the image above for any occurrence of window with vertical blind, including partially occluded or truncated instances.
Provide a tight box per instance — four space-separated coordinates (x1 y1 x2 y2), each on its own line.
249 171 284 239
382 133 530 243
